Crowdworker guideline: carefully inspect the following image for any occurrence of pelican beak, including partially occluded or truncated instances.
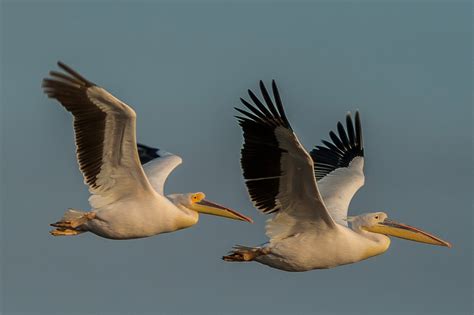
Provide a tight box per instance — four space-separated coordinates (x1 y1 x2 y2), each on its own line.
191 199 253 223
364 219 451 247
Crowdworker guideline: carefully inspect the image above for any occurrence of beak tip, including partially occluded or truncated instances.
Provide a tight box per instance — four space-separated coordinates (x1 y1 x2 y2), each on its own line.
241 215 254 223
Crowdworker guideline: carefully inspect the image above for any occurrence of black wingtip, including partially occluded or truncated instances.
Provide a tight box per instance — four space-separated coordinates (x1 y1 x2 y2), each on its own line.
337 121 350 148
259 80 267 94
55 61 94 87
269 80 291 128
345 112 356 145
57 61 71 73
137 143 161 164
354 111 363 149
310 110 364 180
236 81 294 215
355 111 361 122
137 143 159 151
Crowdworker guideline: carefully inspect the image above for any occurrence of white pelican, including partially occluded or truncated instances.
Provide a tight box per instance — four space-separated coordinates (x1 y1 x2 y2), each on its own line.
42 62 252 239
223 81 451 271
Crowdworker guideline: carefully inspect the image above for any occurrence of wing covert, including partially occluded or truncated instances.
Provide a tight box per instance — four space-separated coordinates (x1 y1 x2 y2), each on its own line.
138 143 183 195
310 112 365 226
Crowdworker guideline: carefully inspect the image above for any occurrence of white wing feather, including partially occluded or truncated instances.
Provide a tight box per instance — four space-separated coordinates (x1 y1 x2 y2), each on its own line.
142 152 183 195
318 157 365 226
42 63 158 210
265 127 336 241
84 86 157 208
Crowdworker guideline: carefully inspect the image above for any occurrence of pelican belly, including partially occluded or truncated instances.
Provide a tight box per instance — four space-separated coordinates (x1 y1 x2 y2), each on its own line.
84 195 197 240
257 225 389 271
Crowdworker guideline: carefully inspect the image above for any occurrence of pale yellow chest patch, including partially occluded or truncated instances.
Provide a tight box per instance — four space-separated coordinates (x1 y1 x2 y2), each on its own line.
362 238 391 260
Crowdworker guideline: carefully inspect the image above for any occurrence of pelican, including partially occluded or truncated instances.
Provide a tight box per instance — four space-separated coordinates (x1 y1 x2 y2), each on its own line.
42 62 252 240
223 81 451 271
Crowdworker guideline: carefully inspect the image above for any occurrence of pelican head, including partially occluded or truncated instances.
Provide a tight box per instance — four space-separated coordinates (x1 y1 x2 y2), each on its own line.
347 212 451 247
168 192 253 223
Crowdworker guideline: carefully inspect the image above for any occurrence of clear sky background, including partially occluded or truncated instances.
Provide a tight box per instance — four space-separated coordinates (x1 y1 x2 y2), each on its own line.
1 1 472 315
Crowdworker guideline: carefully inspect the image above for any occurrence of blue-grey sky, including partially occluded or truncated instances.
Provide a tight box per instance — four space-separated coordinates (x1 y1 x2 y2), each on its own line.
1 1 472 315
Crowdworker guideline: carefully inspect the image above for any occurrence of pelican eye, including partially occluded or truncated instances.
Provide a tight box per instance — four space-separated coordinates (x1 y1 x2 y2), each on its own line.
374 215 379 220
191 193 203 203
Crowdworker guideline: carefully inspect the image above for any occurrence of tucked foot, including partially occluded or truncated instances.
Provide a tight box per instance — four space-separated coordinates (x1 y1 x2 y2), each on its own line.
49 209 95 236
50 228 85 236
50 211 96 229
222 245 269 262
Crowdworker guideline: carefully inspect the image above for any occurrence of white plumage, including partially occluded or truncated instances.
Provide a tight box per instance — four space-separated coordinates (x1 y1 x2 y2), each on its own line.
43 62 252 239
224 81 450 271
142 149 183 195
318 156 365 226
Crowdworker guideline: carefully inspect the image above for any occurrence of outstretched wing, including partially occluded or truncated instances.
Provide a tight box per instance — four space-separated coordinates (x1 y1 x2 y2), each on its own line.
310 112 365 226
236 81 336 241
137 143 183 195
42 62 157 209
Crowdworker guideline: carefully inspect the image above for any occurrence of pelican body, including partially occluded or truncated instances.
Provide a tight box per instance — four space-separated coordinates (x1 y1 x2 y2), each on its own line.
223 81 450 271
253 213 392 271
42 62 251 240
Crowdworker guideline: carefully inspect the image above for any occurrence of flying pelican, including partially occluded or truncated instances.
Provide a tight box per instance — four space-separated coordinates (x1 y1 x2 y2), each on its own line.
223 81 451 271
42 62 252 239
